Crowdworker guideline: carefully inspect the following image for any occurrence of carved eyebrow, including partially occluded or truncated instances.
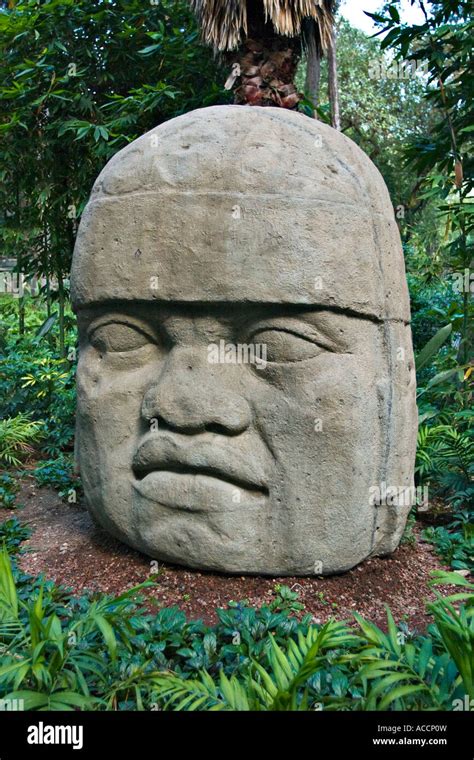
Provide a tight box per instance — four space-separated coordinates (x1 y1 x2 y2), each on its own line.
245 317 344 353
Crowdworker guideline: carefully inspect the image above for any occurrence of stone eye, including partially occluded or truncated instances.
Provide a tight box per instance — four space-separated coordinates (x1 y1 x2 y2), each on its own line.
89 322 153 353
251 328 326 363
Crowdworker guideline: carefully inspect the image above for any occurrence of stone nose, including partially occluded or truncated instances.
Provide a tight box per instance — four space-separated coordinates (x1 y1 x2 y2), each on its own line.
141 346 252 435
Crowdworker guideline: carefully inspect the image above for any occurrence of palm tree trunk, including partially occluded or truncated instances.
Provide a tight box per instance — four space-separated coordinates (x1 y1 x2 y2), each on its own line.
230 36 301 108
191 1 335 110
327 25 340 130
304 30 321 118
57 272 66 360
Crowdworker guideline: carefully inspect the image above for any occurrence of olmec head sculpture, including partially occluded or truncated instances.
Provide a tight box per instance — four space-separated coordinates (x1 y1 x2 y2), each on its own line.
71 106 417 575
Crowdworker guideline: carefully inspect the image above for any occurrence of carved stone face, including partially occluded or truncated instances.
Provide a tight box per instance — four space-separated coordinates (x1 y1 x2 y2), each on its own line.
71 106 417 575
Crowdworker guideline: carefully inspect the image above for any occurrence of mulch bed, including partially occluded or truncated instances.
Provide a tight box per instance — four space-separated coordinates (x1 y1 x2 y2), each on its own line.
4 475 458 632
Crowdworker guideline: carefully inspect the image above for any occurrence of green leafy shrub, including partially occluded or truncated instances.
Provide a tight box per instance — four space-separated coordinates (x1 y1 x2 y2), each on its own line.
0 473 20 509
427 571 474 702
416 424 474 505
20 357 75 456
154 621 359 711
401 507 417 547
152 573 474 711
0 546 160 710
0 521 472 712
0 518 31 554
0 414 44 467
423 525 473 571
0 301 76 458
269 584 306 615
416 422 473 570
33 455 81 502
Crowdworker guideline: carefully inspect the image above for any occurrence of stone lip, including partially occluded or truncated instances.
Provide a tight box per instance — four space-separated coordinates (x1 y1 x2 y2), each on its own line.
133 471 268 514
132 430 270 507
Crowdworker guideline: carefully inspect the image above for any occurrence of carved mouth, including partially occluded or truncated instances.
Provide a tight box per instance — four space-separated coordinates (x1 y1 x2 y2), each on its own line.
132 434 270 507
134 462 269 497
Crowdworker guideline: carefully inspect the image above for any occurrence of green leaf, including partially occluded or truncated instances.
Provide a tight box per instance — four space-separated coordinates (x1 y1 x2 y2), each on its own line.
418 638 433 679
425 367 465 389
138 44 161 56
415 324 453 371
388 6 400 23
379 684 426 710
35 313 58 338
0 547 18 618
3 690 49 710
91 614 117 659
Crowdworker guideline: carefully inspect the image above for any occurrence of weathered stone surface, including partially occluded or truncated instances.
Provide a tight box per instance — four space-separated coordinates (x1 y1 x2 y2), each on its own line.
71 105 418 575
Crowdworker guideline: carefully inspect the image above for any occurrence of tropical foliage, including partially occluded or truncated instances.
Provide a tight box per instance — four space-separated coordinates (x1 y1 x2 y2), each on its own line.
0 0 225 354
0 525 472 711
0 414 44 467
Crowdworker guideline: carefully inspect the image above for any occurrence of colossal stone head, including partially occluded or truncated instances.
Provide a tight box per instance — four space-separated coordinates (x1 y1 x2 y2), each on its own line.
71 105 417 575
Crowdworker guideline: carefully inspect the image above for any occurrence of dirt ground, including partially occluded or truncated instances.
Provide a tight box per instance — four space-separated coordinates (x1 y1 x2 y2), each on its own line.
4 475 458 631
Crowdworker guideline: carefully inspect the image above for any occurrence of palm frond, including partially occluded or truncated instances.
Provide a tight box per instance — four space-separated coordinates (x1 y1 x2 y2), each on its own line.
190 0 247 52
189 0 334 52
264 0 333 50
152 620 359 711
